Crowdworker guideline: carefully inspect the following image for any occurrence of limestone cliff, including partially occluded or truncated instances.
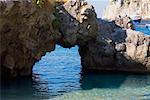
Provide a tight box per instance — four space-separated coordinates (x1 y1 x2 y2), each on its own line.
0 0 98 78
103 0 150 20
79 19 150 73
0 0 150 79
56 0 98 47
0 0 58 77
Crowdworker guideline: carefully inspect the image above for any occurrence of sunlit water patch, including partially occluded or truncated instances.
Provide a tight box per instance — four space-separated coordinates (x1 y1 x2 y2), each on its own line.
134 20 150 35
32 45 81 99
53 74 150 100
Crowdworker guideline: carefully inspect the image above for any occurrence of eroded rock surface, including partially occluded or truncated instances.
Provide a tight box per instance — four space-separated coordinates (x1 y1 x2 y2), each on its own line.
115 16 134 29
79 19 150 73
0 0 58 77
0 0 150 79
0 0 98 78
56 0 98 47
103 0 150 20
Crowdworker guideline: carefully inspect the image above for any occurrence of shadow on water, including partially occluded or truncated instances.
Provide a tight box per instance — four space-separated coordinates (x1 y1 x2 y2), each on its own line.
1 77 48 100
1 45 150 100
1 73 150 100
1 45 81 100
80 73 128 89
80 73 150 90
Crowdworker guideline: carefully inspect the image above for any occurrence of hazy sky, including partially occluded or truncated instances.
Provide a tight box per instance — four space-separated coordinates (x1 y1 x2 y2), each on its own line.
86 0 109 18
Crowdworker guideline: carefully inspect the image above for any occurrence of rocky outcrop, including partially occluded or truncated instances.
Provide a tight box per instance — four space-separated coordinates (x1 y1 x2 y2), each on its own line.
103 0 150 20
0 0 149 79
0 0 58 78
56 0 98 47
115 15 134 29
79 19 150 73
0 0 98 78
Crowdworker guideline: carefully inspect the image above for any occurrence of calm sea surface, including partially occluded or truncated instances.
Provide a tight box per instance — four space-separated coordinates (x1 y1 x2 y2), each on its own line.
1 21 150 100
134 20 150 35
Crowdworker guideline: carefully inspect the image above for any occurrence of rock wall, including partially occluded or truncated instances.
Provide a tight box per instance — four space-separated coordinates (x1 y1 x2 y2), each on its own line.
0 0 58 78
79 19 150 73
115 15 134 29
56 0 98 47
103 0 150 20
0 0 98 78
0 0 150 79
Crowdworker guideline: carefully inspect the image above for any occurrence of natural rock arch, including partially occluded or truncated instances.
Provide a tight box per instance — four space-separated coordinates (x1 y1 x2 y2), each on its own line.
0 0 150 79
0 0 98 78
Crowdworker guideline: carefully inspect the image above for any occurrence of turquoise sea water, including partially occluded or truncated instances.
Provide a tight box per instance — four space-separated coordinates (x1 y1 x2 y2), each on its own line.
1 45 150 100
1 21 150 100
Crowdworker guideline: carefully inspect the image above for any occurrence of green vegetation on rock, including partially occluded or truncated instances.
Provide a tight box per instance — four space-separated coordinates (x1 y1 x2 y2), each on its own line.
33 0 44 7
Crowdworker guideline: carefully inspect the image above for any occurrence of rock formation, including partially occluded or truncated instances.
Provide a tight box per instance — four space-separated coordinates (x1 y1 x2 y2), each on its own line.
0 0 98 78
0 0 150 79
79 19 150 73
114 15 134 29
0 0 58 78
103 0 150 20
56 0 98 47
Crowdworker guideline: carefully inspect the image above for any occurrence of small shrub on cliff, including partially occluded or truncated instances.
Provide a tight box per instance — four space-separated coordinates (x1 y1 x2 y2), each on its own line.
33 0 44 7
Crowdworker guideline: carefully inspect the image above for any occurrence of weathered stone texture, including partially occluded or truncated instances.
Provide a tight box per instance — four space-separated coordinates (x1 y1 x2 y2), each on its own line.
0 0 150 79
103 0 150 20
57 0 98 47
80 19 150 73
0 0 59 77
0 0 98 78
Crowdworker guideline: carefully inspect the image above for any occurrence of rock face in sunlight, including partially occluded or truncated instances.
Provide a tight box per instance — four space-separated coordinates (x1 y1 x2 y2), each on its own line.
0 0 98 78
57 0 98 47
114 15 134 29
103 0 150 20
79 19 150 73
